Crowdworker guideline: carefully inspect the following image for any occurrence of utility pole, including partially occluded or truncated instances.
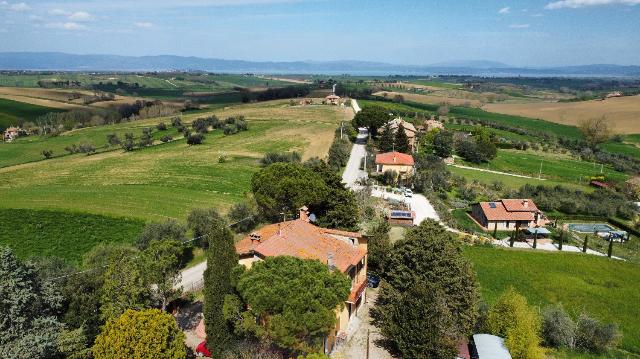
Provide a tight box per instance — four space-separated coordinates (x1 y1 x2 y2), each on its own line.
607 233 614 258
340 121 344 140
538 160 543 180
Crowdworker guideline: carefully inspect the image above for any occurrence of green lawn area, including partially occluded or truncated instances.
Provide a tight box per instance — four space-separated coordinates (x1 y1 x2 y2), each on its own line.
0 98 62 129
463 246 640 355
461 149 628 185
0 101 347 222
0 208 144 264
445 123 536 142
601 141 640 160
451 208 485 234
448 164 592 191
409 79 462 89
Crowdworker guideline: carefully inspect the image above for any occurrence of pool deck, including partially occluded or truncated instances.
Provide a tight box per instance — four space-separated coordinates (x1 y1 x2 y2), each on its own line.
493 237 624 260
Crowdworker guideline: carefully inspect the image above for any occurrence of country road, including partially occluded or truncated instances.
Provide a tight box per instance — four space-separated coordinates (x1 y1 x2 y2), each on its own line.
342 99 368 188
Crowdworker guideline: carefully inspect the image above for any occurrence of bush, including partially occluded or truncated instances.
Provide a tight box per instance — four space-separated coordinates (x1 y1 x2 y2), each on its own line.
170 117 182 127
327 138 351 170
41 149 53 159
160 135 173 143
541 304 576 348
192 118 209 133
186 133 204 145
227 201 259 233
259 152 301 166
575 313 621 353
223 124 239 135
156 122 167 131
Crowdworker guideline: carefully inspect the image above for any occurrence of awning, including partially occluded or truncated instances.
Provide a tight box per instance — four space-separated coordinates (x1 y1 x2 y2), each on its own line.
524 228 550 235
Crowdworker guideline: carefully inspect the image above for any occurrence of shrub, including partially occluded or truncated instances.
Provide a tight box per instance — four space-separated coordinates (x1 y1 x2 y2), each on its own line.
41 149 53 159
259 152 301 166
227 201 259 233
156 122 167 131
486 288 543 359
192 118 209 133
223 124 239 135
170 117 182 127
160 135 173 143
186 133 204 145
541 304 576 348
78 143 96 154
575 313 621 353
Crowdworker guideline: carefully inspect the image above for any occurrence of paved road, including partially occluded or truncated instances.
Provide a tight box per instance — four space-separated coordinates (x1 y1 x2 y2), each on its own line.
342 99 368 189
176 261 206 292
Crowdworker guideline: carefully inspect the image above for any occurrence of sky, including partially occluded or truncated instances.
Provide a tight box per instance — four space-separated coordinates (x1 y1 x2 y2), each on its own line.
1 0 639 67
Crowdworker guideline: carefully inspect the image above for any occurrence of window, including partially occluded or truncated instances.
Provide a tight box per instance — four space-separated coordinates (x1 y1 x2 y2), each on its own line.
506 221 510 228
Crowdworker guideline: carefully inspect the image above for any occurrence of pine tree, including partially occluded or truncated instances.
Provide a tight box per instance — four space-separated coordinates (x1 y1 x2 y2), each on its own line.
203 211 238 357
378 125 395 152
394 123 411 154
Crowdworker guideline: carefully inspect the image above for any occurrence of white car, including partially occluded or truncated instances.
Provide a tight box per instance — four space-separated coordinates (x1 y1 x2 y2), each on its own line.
404 189 413 198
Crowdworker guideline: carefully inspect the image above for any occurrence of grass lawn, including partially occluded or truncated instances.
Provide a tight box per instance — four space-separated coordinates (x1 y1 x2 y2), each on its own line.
461 149 628 185
0 97 62 129
409 80 462 89
0 208 144 264
0 101 349 221
445 123 536 142
463 246 640 355
601 141 640 160
448 165 592 191
451 209 485 234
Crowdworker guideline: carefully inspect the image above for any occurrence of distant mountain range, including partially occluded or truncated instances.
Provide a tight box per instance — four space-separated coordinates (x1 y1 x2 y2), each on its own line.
1 52 639 77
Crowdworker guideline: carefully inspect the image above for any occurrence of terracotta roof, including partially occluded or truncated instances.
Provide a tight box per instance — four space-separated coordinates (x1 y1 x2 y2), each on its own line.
236 219 365 273
478 200 536 221
375 151 414 166
501 199 539 212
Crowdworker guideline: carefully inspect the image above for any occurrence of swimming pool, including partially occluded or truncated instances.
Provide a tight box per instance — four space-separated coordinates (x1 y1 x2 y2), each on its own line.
567 223 615 233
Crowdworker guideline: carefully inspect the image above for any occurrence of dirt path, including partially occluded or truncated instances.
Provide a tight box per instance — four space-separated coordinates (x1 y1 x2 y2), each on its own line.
449 163 546 180
331 288 393 359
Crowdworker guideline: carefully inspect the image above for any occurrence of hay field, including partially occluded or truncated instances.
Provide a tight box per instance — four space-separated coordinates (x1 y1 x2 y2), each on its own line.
0 87 90 109
0 100 349 220
374 91 482 107
483 95 640 134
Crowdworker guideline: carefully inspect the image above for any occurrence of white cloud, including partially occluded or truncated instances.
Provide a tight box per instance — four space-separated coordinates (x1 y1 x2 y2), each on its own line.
46 22 87 30
133 21 153 28
9 2 30 11
498 6 511 14
68 11 93 21
50 8 69 15
28 14 42 20
509 23 531 28
545 0 640 9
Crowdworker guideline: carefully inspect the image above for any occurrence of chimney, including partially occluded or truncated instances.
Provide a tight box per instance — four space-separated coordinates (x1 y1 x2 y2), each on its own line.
523 199 529 208
327 252 336 271
277 223 282 236
393 154 397 163
299 206 310 222
249 232 261 242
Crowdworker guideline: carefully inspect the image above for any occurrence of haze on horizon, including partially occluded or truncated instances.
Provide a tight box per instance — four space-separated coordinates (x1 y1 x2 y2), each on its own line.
1 0 639 67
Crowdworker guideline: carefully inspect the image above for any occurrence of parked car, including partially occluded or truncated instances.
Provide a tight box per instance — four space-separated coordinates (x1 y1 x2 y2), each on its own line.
367 273 380 288
196 341 212 358
404 189 413 198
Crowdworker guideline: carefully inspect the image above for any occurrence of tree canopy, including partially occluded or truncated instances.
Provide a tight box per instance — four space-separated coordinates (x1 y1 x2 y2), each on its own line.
394 123 411 154
352 105 390 136
371 220 479 358
228 256 351 353
92 309 186 359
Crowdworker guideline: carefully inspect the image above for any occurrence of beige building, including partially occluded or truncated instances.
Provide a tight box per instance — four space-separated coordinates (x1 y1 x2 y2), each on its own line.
3 127 19 142
375 151 415 179
387 118 417 151
235 207 367 354
471 199 549 231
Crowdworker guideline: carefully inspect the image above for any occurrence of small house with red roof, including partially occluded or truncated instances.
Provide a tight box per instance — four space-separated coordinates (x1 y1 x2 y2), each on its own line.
3 127 19 142
471 199 548 231
375 151 415 179
235 207 367 353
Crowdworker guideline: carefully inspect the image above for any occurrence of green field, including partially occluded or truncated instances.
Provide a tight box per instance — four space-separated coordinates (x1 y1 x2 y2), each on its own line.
0 101 348 221
463 246 640 355
462 149 628 184
445 123 536 142
409 79 462 89
0 208 144 263
0 98 62 129
601 141 640 160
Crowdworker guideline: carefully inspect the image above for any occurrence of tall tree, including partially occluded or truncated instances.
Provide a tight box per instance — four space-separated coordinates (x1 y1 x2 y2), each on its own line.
394 123 411 154
137 219 187 249
377 125 395 153
433 130 454 158
579 116 611 148
251 162 329 221
0 247 64 359
142 239 184 311
227 256 350 353
367 220 391 273
100 255 151 321
371 220 479 358
203 211 239 357
352 105 390 136
93 309 186 359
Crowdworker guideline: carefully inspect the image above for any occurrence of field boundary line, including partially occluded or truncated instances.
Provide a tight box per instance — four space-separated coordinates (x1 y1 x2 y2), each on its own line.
448 164 547 180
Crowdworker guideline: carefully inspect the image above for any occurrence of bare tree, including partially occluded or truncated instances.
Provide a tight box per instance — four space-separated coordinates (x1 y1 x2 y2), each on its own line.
579 116 611 148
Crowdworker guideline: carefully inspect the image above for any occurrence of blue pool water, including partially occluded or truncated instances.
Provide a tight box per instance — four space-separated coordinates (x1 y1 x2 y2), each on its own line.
568 223 615 233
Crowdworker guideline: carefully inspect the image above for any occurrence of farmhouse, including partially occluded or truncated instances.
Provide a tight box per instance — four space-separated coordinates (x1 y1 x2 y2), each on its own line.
3 127 19 142
375 151 415 179
235 207 367 353
424 119 444 132
471 199 548 231
387 118 417 151
325 94 341 105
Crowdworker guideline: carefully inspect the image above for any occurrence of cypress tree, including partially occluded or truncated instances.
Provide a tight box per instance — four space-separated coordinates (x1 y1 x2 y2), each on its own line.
394 123 411 154
203 211 238 357
377 125 395 153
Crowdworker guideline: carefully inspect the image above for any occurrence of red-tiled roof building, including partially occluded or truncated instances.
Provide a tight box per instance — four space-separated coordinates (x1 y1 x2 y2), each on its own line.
236 207 368 353
374 151 415 179
471 199 548 231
